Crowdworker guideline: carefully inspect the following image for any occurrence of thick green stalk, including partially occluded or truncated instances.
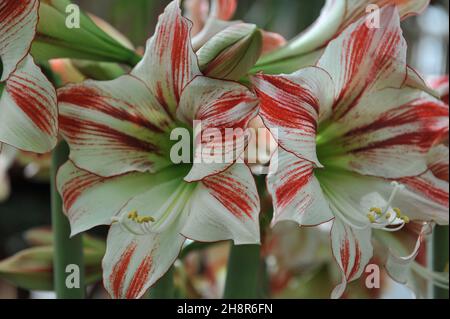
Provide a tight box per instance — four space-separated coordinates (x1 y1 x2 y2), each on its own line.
223 244 261 299
51 141 85 299
149 267 175 299
433 226 449 299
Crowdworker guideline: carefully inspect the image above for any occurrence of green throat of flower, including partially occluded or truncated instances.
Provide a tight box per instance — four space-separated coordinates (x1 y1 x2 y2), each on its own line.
314 131 411 231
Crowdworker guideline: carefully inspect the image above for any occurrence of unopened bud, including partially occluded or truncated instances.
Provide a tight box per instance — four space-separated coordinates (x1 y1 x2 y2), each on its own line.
198 23 262 80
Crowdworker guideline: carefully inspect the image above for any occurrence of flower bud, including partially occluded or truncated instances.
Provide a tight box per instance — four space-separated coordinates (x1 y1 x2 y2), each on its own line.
0 230 105 291
32 0 141 66
197 23 262 81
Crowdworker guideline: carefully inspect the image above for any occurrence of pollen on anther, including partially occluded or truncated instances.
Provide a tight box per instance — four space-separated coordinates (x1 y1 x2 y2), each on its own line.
367 213 376 223
370 207 382 215
393 208 402 218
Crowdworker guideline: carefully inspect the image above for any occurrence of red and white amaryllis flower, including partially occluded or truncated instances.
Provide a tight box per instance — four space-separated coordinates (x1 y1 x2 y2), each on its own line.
0 0 58 153
252 6 449 298
56 1 260 299
374 75 449 291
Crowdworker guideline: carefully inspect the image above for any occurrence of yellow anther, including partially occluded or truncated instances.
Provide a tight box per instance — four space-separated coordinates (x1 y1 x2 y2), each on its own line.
370 207 383 215
135 215 155 224
401 215 410 224
385 212 392 219
367 213 377 223
128 210 138 220
393 208 402 218
140 216 155 223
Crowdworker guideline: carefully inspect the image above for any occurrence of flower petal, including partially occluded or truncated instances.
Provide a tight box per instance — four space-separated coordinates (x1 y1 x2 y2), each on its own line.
379 222 432 285
427 75 449 105
252 67 334 167
258 0 427 67
319 170 449 226
268 149 334 227
211 0 237 21
181 163 260 245
131 0 200 116
342 0 429 33
184 0 209 36
320 87 449 179
57 161 186 236
0 55 57 153
398 172 449 223
261 31 287 56
178 76 258 182
428 145 449 182
58 75 173 177
103 220 185 299
331 218 373 299
317 6 407 121
0 0 38 81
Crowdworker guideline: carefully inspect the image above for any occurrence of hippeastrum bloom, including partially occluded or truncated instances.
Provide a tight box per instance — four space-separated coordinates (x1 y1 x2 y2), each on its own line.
373 75 449 294
252 6 449 298
57 0 260 299
255 0 430 74
0 0 58 153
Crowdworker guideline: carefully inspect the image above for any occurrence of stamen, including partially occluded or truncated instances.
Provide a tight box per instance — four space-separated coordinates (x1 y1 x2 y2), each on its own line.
367 213 377 223
370 207 383 216
365 182 410 231
112 210 155 235
401 215 410 224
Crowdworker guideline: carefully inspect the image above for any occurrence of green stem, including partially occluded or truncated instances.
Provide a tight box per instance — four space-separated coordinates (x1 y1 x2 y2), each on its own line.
51 141 85 299
149 267 175 299
433 225 449 299
223 244 261 299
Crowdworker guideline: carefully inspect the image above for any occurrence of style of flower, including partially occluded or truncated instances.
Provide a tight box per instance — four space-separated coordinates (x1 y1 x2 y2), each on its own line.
56 0 260 299
0 0 58 153
252 6 449 298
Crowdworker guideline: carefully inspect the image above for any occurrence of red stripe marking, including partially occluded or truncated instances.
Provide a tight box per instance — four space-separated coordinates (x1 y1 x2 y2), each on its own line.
400 176 449 207
125 254 153 299
62 170 103 214
347 236 361 280
6 74 55 135
58 86 166 134
345 101 449 138
203 173 256 219
110 243 137 299
256 75 319 131
340 235 351 275
59 115 161 155
276 161 313 209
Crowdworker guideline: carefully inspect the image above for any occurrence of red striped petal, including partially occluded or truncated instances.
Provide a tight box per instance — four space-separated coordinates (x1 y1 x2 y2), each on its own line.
331 218 373 299
58 75 173 177
131 0 200 117
0 0 38 81
0 55 57 153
